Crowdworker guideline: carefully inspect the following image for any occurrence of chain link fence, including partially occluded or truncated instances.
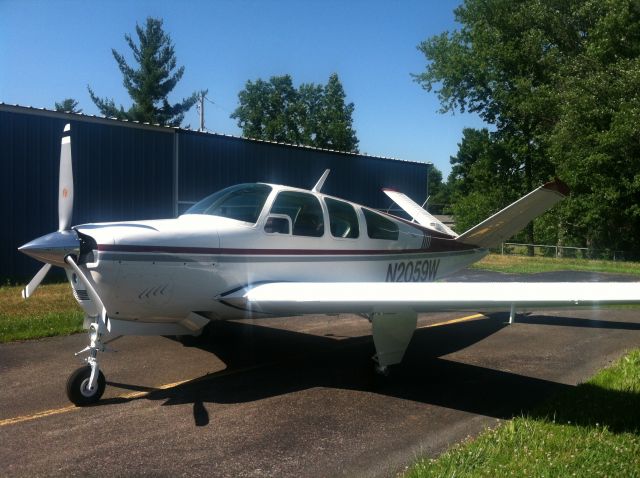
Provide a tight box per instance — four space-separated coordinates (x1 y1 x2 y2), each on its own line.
500 243 640 262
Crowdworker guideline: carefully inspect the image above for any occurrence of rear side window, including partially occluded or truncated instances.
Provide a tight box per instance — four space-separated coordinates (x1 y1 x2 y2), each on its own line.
269 191 324 237
326 198 359 239
363 209 399 240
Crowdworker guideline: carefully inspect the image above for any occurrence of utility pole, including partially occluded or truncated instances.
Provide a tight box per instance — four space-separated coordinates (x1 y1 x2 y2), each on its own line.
198 91 205 132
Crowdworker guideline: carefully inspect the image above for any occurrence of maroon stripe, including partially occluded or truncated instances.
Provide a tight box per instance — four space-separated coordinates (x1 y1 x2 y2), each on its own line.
97 241 476 255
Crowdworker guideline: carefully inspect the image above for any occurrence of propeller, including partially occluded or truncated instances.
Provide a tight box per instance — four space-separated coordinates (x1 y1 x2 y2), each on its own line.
58 123 74 231
20 123 78 299
21 264 52 299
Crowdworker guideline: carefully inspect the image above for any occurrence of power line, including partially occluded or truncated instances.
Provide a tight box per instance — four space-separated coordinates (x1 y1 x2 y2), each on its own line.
204 95 232 115
195 93 234 132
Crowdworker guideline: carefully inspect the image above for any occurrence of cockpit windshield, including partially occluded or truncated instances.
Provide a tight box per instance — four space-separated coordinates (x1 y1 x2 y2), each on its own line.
184 183 272 224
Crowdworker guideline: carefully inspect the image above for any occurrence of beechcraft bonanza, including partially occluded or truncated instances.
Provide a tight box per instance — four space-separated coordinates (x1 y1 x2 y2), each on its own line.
19 124 640 405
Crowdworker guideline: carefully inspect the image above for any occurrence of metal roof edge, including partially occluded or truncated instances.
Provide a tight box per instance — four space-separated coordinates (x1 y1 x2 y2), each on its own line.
0 103 432 167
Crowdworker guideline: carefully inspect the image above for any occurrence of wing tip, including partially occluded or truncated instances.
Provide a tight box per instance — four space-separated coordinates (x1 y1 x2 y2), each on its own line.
542 179 570 197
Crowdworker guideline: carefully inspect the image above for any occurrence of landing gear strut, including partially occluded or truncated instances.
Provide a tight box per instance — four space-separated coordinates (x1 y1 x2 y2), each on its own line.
370 310 417 376
67 319 106 406
64 255 110 406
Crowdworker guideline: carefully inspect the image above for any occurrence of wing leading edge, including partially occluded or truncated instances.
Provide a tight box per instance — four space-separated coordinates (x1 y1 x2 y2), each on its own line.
224 281 640 315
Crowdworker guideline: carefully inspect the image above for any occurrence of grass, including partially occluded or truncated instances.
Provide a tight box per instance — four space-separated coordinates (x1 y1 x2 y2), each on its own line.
405 349 640 478
0 282 83 343
473 253 640 276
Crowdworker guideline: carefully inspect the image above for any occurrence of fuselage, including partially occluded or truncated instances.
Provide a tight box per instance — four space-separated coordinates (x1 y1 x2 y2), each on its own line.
64 183 486 322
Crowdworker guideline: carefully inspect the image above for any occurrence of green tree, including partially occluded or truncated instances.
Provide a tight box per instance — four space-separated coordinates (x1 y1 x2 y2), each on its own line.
54 98 82 113
445 128 519 233
297 82 324 145
414 0 573 246
232 73 359 152
88 17 197 127
546 0 640 254
316 73 358 152
231 75 303 144
425 165 450 213
415 0 640 255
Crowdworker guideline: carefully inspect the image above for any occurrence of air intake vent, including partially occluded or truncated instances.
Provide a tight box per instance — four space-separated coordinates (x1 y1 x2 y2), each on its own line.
73 289 90 301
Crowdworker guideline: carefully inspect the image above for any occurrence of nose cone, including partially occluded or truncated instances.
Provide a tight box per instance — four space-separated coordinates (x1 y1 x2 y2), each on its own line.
19 230 80 267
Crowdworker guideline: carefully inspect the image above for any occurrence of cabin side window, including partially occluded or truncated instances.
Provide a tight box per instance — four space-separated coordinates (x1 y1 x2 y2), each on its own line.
268 191 325 237
325 198 359 239
363 209 399 241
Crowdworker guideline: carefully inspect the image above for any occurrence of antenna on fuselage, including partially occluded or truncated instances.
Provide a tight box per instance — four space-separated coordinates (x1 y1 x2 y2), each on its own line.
312 169 330 193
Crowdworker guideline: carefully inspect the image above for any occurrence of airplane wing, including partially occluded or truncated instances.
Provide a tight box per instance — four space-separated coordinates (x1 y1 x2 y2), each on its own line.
223 281 640 315
383 189 458 237
455 180 569 248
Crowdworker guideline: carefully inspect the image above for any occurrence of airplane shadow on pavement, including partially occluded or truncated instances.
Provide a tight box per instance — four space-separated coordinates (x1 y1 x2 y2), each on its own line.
514 314 640 330
102 313 640 432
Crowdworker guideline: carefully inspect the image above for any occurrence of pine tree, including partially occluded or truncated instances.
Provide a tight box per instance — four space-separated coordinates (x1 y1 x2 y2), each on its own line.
88 17 197 127
54 98 82 113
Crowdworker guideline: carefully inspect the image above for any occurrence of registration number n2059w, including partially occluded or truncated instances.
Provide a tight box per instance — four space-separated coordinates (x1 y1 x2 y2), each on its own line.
385 259 440 282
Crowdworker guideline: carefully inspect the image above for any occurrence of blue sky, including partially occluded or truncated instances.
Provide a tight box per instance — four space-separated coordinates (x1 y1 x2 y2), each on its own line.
0 0 485 176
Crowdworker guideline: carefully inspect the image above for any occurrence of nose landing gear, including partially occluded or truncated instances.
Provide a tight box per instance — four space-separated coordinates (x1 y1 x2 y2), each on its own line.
64 255 111 406
67 319 107 406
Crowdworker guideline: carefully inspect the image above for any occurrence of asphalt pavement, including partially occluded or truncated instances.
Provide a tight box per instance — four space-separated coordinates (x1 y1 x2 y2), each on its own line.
1 270 639 477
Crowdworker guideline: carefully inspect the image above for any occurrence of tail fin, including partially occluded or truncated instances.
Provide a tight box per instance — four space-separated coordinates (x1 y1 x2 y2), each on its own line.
455 180 569 248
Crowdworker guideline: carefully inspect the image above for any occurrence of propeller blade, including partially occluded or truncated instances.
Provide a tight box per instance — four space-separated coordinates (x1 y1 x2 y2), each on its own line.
22 263 52 299
65 255 105 317
58 124 74 231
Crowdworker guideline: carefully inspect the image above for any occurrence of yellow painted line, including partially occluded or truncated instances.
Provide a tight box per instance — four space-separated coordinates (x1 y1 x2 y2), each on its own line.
0 405 78 427
418 313 486 329
118 378 193 400
0 378 195 428
0 363 269 428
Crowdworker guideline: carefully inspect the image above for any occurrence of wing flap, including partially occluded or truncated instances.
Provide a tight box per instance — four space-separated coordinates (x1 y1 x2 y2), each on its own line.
225 281 640 315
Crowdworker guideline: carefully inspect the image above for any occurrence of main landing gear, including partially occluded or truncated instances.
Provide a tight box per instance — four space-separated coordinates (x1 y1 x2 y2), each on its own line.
67 318 107 406
369 310 417 377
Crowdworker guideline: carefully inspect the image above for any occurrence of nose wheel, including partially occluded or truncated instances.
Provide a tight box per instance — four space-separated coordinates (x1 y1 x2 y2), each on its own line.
66 365 105 406
68 318 107 406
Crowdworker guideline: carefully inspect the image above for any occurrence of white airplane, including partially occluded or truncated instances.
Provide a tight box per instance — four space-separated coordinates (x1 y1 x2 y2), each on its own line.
19 124 640 406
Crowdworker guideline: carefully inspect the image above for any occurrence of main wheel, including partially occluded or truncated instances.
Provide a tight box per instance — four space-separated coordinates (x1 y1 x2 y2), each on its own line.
66 365 106 406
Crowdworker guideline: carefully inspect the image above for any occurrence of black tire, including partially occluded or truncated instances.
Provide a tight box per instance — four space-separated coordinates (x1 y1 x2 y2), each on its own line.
66 365 106 406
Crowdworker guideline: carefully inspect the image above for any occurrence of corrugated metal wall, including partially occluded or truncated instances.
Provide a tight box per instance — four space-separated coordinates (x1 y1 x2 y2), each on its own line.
1 105 428 279
177 130 427 213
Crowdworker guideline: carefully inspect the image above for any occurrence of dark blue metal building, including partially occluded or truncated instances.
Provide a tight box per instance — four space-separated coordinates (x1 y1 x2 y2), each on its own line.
1 104 430 279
